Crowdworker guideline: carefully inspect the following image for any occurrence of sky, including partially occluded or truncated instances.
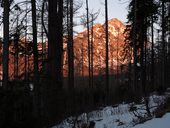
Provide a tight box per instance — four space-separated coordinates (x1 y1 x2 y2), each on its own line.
88 0 129 23
75 0 129 32
0 0 129 36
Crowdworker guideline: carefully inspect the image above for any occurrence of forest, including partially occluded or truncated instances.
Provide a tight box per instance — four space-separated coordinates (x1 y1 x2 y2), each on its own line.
0 0 170 128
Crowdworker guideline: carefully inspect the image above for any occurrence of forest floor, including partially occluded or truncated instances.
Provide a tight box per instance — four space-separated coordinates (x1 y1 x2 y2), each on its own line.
52 88 170 128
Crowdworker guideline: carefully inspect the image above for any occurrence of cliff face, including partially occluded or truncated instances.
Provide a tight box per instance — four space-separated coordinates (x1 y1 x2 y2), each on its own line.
64 18 129 76
0 39 35 80
0 18 130 80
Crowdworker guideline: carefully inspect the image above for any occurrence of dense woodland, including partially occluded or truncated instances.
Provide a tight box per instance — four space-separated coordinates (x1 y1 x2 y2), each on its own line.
0 0 169 128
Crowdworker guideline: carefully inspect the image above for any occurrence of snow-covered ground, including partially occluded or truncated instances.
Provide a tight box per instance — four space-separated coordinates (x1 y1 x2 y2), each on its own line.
132 113 170 128
52 93 170 128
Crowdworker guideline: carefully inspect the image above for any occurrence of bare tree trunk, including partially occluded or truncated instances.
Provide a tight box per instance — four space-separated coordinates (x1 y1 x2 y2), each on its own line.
56 0 63 89
161 0 166 89
47 0 63 125
67 0 74 90
2 0 10 126
48 0 63 87
86 0 91 88
140 20 145 96
116 28 120 85
81 40 84 77
151 16 154 88
14 13 19 80
41 0 48 38
91 15 94 88
47 0 59 124
41 6 44 63
105 0 109 102
31 0 40 121
3 0 10 88
132 0 137 94
24 0 28 82
31 0 39 84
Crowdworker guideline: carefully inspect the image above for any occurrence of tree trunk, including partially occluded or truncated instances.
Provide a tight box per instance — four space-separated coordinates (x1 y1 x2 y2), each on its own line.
47 0 63 126
151 16 154 88
91 15 94 88
2 0 10 126
31 0 39 83
24 0 28 82
86 0 91 88
105 0 109 103
14 13 19 80
161 0 165 89
3 0 10 88
67 0 74 90
132 0 137 94
31 0 40 121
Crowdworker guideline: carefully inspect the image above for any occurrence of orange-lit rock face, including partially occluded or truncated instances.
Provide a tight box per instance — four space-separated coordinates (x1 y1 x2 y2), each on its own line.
63 18 131 76
0 39 43 81
0 18 131 80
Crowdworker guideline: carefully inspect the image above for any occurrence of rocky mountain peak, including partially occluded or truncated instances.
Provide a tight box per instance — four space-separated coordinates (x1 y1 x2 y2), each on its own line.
63 18 129 76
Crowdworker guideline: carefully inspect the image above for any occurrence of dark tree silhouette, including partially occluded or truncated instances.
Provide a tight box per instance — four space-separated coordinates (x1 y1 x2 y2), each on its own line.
67 0 74 90
105 0 109 102
2 0 10 88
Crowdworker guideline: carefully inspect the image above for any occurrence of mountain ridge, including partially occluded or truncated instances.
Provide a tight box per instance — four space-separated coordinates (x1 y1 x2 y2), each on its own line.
63 18 129 76
0 18 129 79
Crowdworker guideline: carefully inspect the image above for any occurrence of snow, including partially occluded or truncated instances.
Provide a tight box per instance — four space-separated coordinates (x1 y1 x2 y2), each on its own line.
52 94 169 128
133 113 170 128
137 63 140 67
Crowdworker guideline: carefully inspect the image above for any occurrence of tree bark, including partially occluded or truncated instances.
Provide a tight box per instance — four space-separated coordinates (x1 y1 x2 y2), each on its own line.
161 0 166 89
105 0 109 103
3 0 10 88
132 0 137 94
67 0 74 90
86 0 91 88
31 0 40 121
47 0 63 126
91 15 94 88
151 16 154 88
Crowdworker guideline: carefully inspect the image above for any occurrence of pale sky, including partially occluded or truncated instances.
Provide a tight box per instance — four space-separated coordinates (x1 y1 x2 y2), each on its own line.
75 0 129 32
0 0 129 36
88 0 128 23
74 0 129 32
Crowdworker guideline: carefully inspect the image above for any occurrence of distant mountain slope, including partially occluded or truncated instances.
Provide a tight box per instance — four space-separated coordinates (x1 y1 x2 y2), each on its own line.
63 18 129 76
0 18 130 80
